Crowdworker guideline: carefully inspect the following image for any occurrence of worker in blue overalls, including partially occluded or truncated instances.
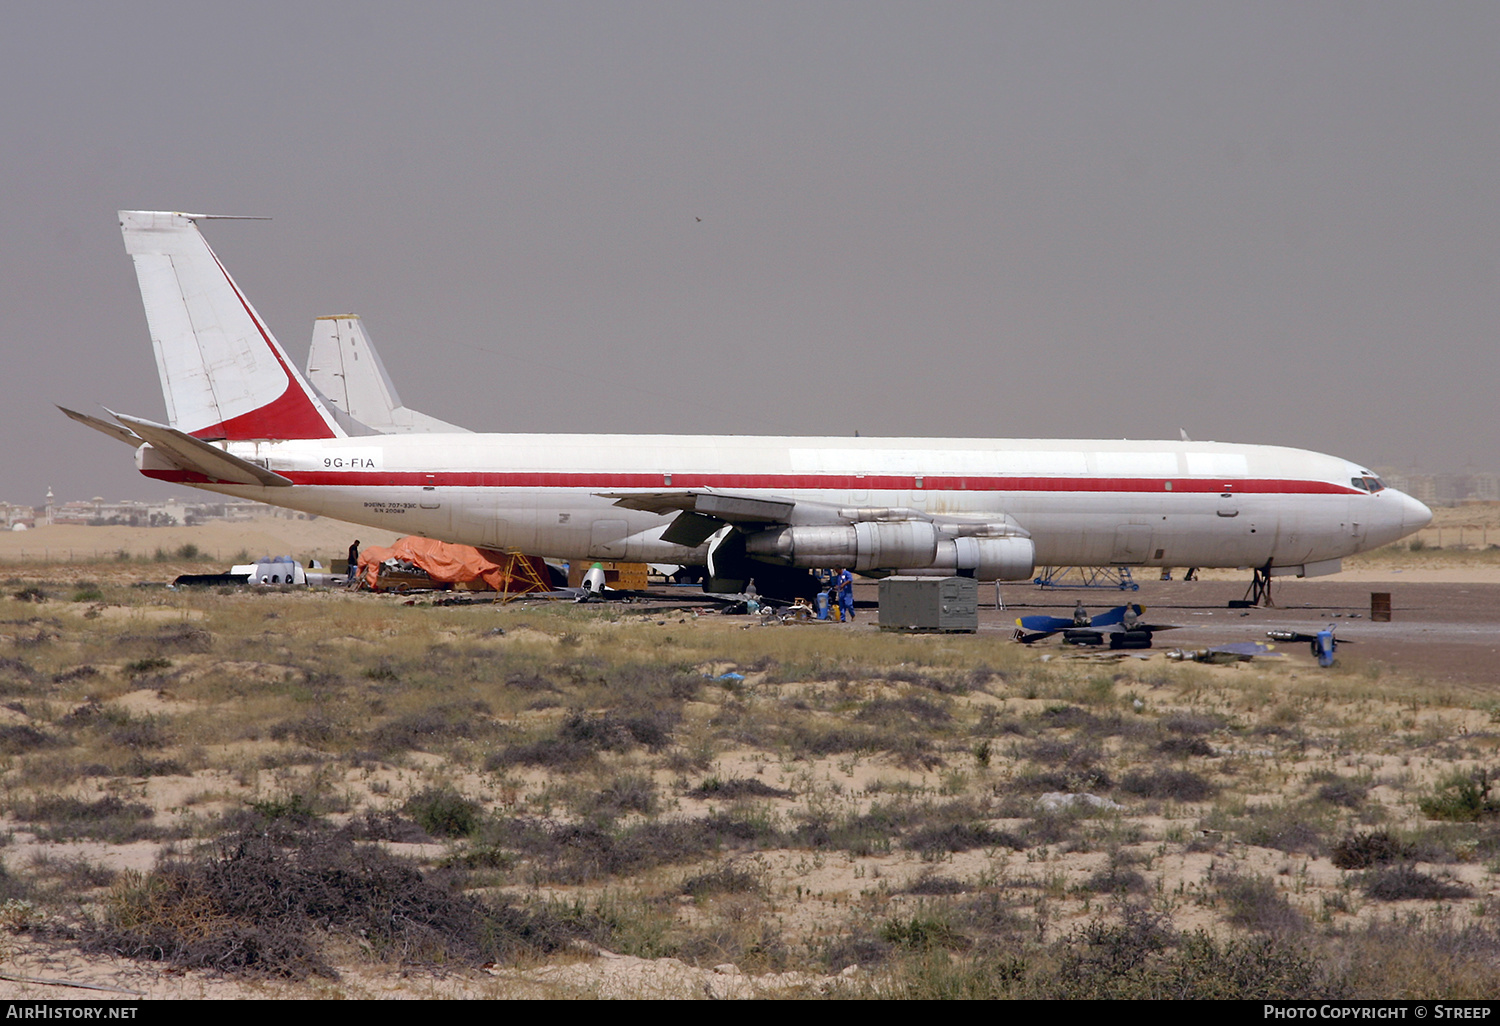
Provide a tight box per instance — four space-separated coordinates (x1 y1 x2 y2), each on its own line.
834 566 855 622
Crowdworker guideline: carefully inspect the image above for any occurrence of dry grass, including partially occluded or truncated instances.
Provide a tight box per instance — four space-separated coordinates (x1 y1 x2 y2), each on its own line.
0 568 1498 997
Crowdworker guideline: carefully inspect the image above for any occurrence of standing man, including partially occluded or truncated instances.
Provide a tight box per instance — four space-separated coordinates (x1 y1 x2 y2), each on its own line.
347 539 360 585
834 566 855 622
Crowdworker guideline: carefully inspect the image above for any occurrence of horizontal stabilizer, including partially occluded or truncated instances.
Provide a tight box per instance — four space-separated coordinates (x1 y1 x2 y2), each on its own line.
110 412 291 487
57 406 142 448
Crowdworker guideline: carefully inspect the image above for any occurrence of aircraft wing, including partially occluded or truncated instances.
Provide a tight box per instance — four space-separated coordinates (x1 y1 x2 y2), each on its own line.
601 489 1030 551
600 490 798 547
602 490 795 522
108 412 292 487
57 406 142 448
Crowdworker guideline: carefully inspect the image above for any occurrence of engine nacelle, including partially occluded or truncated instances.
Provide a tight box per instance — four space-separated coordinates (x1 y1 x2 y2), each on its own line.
744 521 940 571
907 536 1035 581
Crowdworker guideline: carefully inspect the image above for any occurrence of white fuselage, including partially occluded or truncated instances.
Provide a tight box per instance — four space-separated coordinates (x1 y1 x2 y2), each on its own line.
138 431 1431 576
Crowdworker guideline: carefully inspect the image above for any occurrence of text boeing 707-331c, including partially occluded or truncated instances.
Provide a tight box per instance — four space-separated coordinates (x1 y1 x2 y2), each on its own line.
61 210 1431 599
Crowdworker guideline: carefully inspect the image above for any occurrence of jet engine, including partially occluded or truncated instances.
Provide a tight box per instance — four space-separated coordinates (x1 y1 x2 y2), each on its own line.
917 535 1035 581
744 521 940 571
743 520 1035 581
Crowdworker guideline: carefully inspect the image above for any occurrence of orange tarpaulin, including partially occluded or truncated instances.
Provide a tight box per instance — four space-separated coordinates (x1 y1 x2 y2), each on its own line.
358 537 550 594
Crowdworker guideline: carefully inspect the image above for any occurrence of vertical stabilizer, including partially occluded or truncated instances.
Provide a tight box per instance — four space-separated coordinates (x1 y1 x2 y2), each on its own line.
307 315 470 433
119 211 342 440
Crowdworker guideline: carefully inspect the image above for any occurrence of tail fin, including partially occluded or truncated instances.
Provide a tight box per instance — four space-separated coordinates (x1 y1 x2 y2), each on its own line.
119 210 342 441
306 315 470 434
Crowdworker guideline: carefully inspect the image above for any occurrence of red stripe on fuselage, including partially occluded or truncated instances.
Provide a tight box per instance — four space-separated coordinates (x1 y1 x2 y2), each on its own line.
139 467 1360 495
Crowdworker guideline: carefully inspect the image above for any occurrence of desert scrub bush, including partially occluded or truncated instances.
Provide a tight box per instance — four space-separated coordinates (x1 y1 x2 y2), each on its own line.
1158 736 1216 758
856 695 953 728
106 714 170 750
84 823 586 978
486 737 598 772
268 712 352 748
478 811 781 884
582 773 658 818
1080 861 1149 896
1213 871 1307 935
366 701 494 755
117 624 212 654
246 793 322 825
9 794 166 843
1330 831 1416 870
1360 864 1473 902
1419 771 1500 822
486 708 679 773
1336 920 1500 999
403 787 482 838
680 860 766 899
1204 801 1331 855
881 908 969 952
1027 737 1104 768
786 722 941 770
0 724 61 755
686 777 794 801
1012 765 1114 795
906 821 1025 859
342 809 433 843
1159 712 1227 736
964 905 1333 1000
1310 771 1371 809
557 708 678 752
792 800 922 856
123 657 171 676
1118 769 1216 802
878 668 967 695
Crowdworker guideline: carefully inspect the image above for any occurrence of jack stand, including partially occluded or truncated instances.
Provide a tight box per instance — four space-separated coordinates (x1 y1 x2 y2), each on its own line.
1240 562 1275 608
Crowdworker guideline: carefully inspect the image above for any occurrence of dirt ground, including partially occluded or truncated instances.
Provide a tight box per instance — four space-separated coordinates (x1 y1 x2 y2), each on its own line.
2 522 1500 999
975 575 1500 692
0 516 399 566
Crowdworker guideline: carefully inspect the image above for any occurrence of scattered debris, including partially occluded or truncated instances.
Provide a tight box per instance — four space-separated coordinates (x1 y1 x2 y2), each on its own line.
1035 792 1123 812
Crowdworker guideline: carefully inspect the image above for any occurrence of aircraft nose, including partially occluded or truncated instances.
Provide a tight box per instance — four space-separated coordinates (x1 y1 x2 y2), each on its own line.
1400 491 1433 536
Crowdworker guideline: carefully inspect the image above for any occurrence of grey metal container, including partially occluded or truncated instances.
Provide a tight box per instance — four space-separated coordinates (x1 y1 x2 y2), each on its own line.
877 576 979 633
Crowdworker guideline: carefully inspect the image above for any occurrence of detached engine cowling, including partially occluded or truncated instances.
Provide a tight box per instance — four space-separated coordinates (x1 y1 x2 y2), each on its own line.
744 521 940 571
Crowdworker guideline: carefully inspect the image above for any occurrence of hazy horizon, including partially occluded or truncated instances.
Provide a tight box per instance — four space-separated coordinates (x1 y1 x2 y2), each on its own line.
4 3 1496 505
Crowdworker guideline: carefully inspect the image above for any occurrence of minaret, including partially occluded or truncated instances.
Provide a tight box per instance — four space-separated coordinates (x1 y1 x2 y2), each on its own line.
44 488 53 526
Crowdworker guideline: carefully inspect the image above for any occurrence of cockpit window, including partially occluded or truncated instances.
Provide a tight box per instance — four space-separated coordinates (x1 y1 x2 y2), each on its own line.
1365 477 1385 493
1351 477 1369 492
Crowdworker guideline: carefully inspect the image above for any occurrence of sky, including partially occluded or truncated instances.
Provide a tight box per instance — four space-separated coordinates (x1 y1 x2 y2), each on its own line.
3 1 1497 505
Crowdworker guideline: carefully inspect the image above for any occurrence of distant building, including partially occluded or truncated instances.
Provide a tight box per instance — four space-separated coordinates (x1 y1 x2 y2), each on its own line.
1375 467 1500 508
34 495 273 527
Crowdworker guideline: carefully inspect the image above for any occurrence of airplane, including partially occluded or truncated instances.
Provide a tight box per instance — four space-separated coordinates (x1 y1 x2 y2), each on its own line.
62 210 1433 600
